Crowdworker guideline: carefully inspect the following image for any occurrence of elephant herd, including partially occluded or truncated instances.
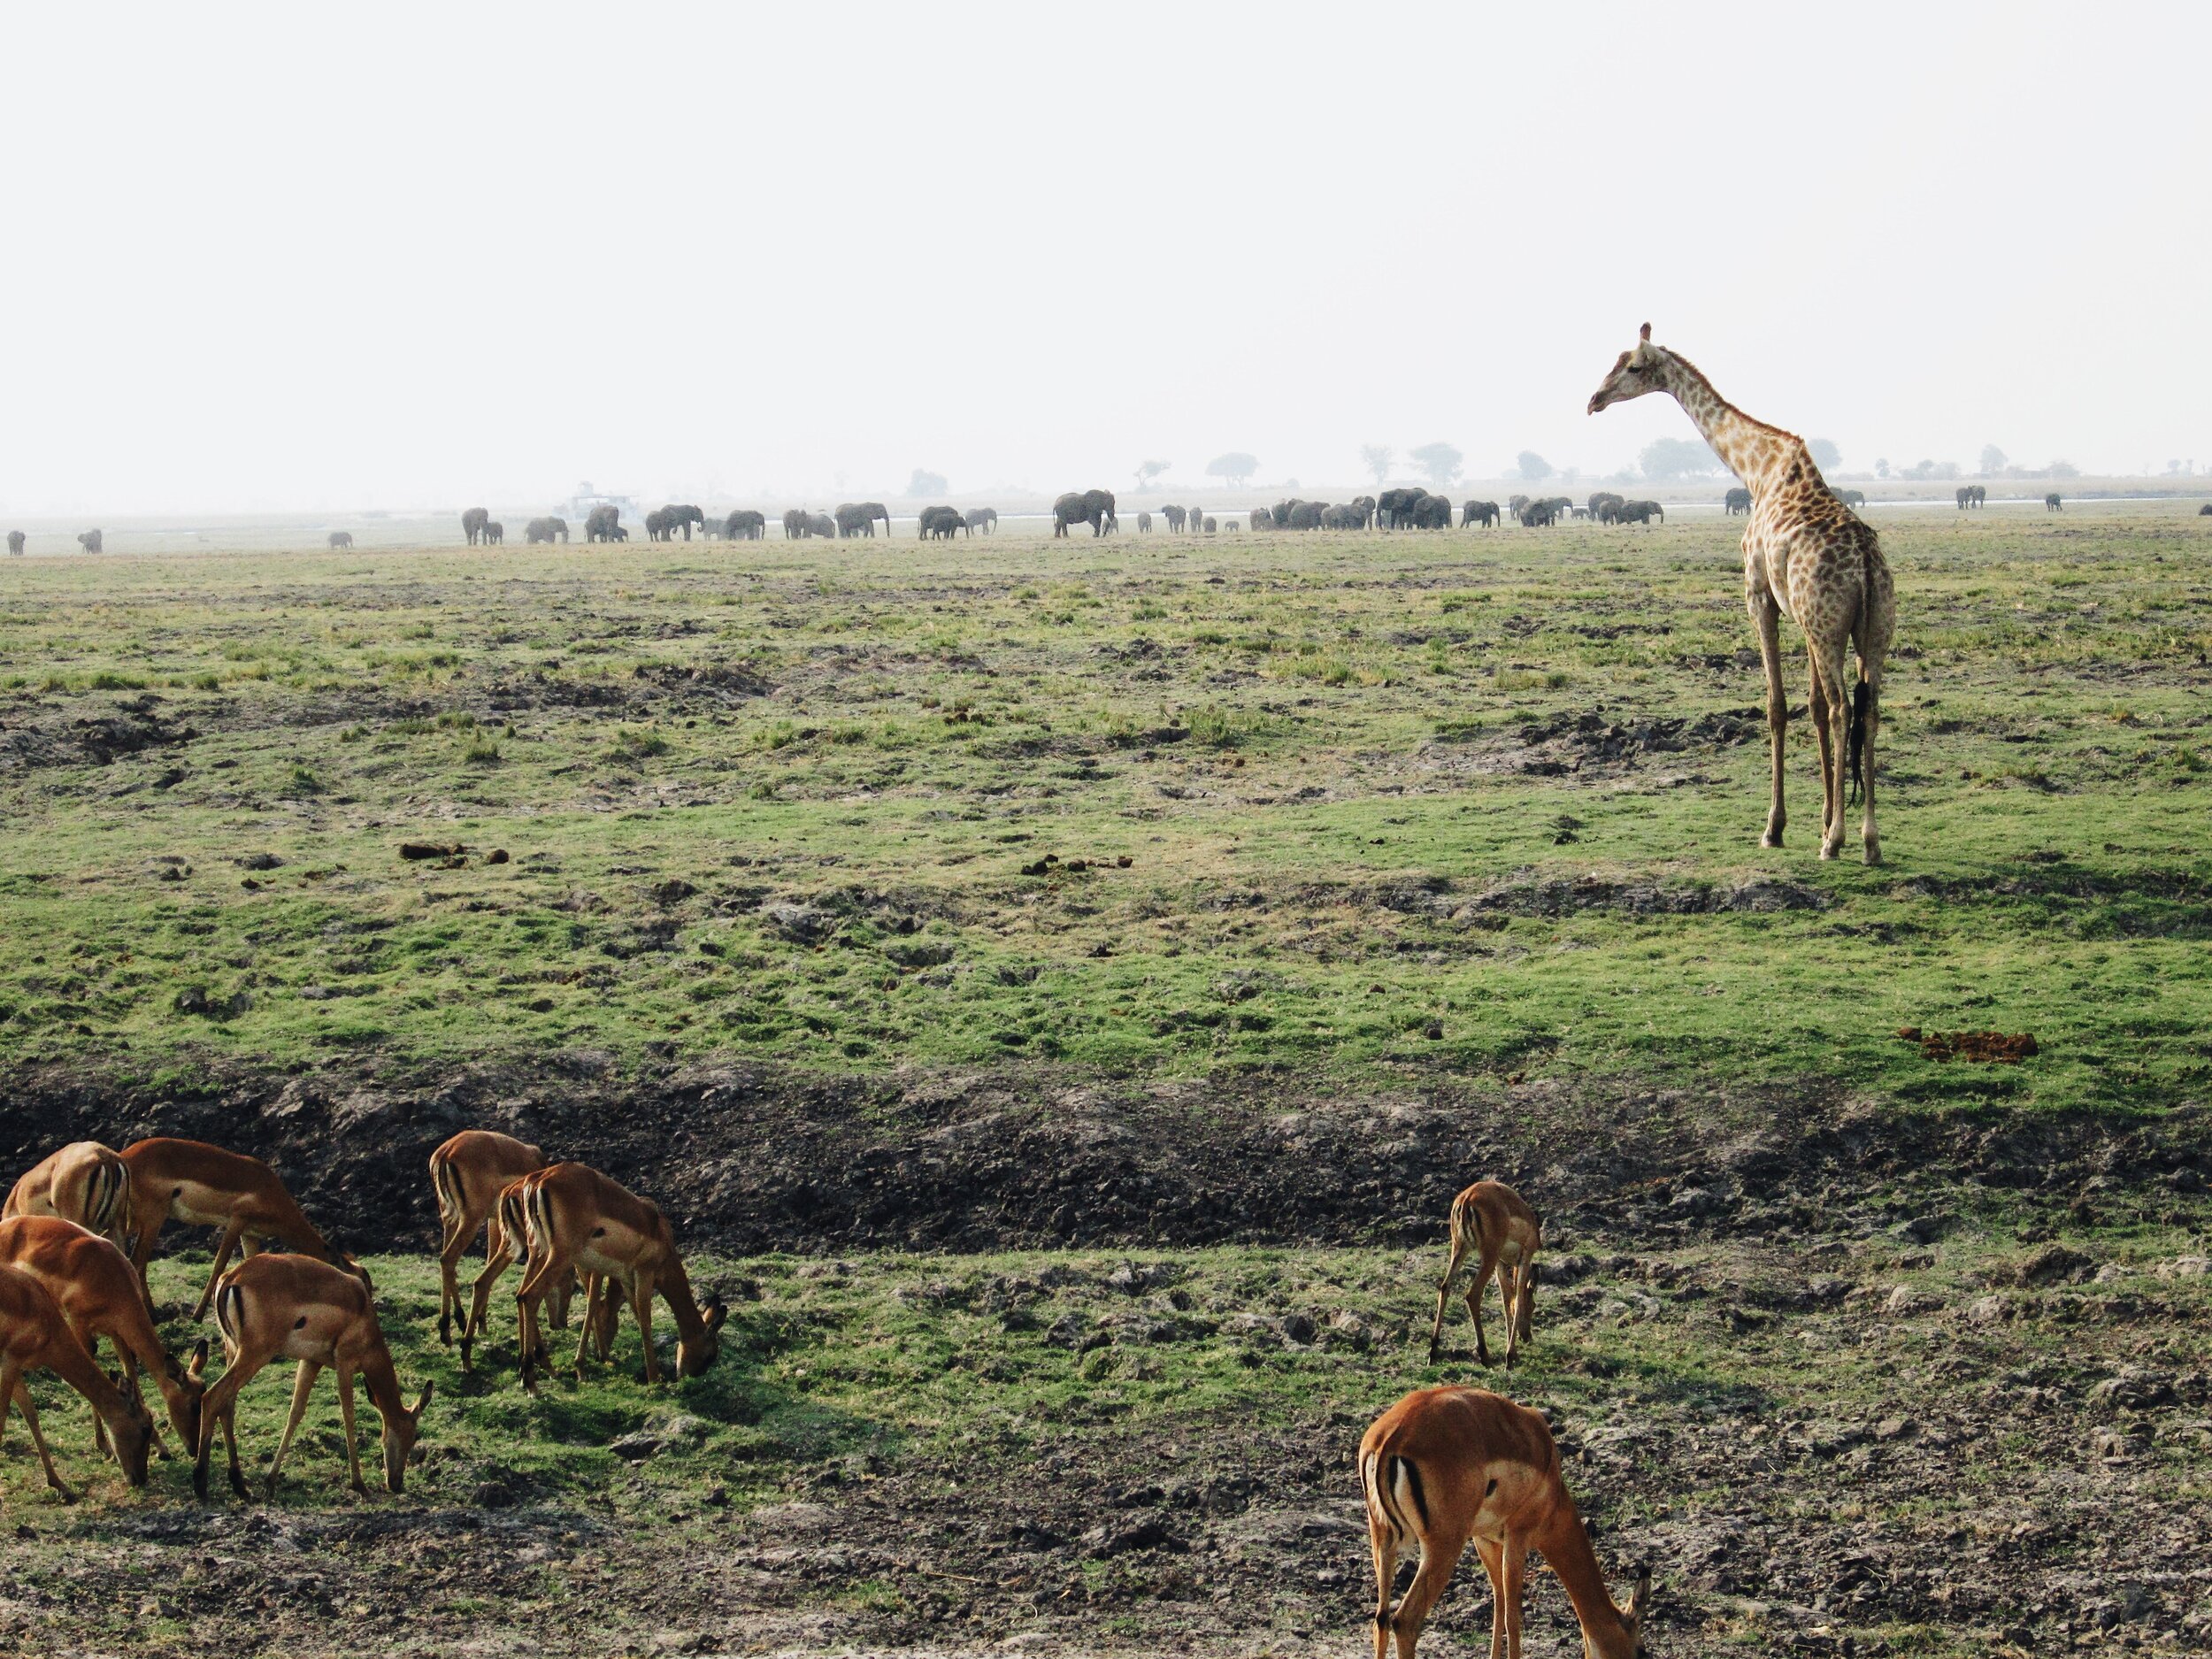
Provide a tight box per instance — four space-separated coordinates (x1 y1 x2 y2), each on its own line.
917 506 1000 539
1955 485 1988 510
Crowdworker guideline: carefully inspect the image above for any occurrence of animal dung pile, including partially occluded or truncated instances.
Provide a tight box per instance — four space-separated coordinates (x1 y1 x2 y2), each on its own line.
1018 852 1135 878
1896 1027 2040 1064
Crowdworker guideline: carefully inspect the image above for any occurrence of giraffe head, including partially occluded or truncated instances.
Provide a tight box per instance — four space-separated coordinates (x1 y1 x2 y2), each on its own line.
1587 322 1668 415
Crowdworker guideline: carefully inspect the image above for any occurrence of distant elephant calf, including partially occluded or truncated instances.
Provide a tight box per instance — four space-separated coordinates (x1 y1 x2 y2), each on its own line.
1137 511 1153 533
964 507 997 534
2047 494 2064 512
483 521 504 545
78 529 104 553
327 531 354 549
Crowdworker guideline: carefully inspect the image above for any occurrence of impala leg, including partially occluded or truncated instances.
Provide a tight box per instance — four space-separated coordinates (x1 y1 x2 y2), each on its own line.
128 1212 165 1308
1750 588 1786 848
1388 1522 1470 1659
1465 1248 1502 1366
335 1365 368 1497
1474 1536 1508 1659
435 1202 474 1347
1428 1233 1471 1362
632 1271 659 1384
191 1345 265 1502
461 1235 515 1372
1496 1264 1522 1370
1501 1531 1528 1659
4 1370 77 1503
1367 1490 1400 1659
194 1217 249 1323
265 1360 321 1497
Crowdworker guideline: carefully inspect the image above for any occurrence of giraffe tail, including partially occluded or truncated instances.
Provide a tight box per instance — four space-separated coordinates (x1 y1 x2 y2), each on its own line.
1848 681 1870 804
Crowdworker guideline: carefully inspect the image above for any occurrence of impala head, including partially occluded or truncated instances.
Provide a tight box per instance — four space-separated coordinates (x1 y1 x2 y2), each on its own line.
166 1338 211 1450
1587 322 1668 416
380 1380 434 1493
110 1392 157 1487
677 1294 729 1378
1613 1560 1653 1657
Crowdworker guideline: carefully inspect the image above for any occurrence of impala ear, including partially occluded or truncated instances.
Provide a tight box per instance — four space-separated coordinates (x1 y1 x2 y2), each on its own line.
1639 322 1651 343
704 1294 728 1333
188 1338 210 1380
412 1380 435 1421
1629 1559 1652 1618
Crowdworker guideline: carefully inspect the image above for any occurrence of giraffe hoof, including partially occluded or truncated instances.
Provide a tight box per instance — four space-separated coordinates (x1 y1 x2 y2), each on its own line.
1761 833 1783 849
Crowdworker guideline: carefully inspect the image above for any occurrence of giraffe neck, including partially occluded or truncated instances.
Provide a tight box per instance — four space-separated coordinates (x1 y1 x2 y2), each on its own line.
1655 349 1805 497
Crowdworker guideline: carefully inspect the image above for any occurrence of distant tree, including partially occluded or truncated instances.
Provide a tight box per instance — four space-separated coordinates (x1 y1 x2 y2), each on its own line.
906 468 948 497
1932 461 1961 480
1640 436 1724 480
1409 442 1464 487
1515 450 1553 482
1206 452 1258 487
1980 444 2008 476
1874 457 1891 479
1359 444 1394 486
1808 437 1842 472
2047 458 2079 479
1134 459 1171 492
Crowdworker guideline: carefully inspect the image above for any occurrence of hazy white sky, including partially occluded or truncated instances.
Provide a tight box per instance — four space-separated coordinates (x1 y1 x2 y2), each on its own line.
2 1 2205 514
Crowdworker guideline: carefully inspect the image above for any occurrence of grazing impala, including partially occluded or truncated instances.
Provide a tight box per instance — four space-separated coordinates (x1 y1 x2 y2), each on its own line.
513 1163 725 1390
5 1141 134 1250
1362 1386 1649 1659
455 1168 582 1373
0 1260 156 1501
429 1130 549 1348
0 1215 205 1458
194 1253 433 1501
1428 1180 1542 1367
118 1138 348 1320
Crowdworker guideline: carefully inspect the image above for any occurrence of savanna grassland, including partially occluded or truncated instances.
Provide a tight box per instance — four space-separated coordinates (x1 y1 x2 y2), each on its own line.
1 507 2208 1657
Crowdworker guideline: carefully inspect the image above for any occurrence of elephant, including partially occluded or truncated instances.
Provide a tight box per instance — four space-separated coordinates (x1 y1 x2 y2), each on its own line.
1617 500 1663 525
327 531 354 549
1053 488 1117 536
863 502 892 537
1286 501 1327 529
964 507 997 534
1413 494 1453 529
918 505 966 539
586 505 622 542
462 507 490 545
1320 503 1363 529
835 503 876 538
1348 495 1378 529
1162 504 1188 532
1724 488 1752 515
5 531 23 555
644 508 671 541
805 511 836 538
1508 494 1531 518
1202 517 1217 533
1517 500 1558 527
1544 495 1576 520
2047 494 2064 512
672 504 706 539
1462 500 1500 528
524 517 558 544
726 510 766 539
1590 491 1629 521
1835 488 1866 509
1376 488 1421 528
78 529 104 553
483 521 504 545
2199 503 2211 516
1956 487 1973 511
1137 511 1153 533
1247 507 1271 530
782 508 809 539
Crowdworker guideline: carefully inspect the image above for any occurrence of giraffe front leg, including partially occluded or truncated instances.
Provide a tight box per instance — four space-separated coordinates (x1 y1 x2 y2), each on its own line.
1749 589 1787 847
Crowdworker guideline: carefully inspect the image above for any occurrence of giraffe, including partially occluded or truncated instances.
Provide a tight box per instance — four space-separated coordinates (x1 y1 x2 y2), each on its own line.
1588 324 1894 863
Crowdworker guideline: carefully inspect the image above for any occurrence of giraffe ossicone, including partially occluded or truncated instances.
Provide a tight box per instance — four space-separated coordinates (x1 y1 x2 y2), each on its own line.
1588 326 1894 864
